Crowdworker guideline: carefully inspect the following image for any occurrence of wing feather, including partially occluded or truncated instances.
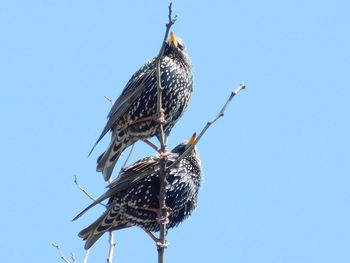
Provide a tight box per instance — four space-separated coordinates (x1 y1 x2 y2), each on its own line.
72 156 160 221
88 61 156 155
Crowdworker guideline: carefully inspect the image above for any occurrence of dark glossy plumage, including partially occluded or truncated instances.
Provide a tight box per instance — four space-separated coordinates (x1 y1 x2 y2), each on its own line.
91 32 193 181
75 136 201 250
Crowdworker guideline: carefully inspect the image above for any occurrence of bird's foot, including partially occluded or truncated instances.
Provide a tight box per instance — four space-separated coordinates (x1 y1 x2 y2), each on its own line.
157 240 170 248
157 111 167 126
142 139 161 152
141 228 170 248
159 149 170 160
156 207 173 224
142 140 170 157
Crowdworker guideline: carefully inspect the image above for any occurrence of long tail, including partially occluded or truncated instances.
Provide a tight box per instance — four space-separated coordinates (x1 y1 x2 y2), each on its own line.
96 134 132 181
78 206 128 250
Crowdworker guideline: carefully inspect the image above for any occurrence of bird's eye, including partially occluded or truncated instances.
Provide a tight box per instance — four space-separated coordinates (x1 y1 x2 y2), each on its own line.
177 43 184 50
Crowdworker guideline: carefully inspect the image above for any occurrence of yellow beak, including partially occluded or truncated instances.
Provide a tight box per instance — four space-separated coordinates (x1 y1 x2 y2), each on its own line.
188 133 197 145
170 32 178 47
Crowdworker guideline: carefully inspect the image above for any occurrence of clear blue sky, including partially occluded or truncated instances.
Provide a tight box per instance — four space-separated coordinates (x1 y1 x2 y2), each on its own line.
1 1 349 262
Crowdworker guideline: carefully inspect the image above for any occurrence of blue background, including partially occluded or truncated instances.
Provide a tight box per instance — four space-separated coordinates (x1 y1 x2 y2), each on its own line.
1 1 349 262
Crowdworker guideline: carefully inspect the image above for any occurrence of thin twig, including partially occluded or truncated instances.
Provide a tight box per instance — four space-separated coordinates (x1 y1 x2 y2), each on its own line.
107 231 116 263
103 93 117 263
155 3 177 263
70 253 77 263
52 243 72 263
104 96 114 105
121 143 135 170
74 176 107 208
74 176 96 202
106 178 116 263
83 249 90 263
167 84 246 170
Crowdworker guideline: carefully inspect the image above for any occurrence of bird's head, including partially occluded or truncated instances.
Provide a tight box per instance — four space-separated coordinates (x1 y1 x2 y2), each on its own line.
171 133 197 155
164 32 191 67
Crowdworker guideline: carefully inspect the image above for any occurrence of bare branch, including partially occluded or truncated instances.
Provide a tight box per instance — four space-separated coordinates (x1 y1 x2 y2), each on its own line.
167 84 246 170
121 143 135 170
104 96 114 106
104 178 116 263
83 249 90 263
155 2 177 150
74 176 107 208
70 253 77 263
52 243 72 263
74 176 96 202
155 3 177 263
107 231 116 263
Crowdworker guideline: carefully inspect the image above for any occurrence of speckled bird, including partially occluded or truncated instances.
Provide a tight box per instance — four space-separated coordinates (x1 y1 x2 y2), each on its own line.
74 134 201 250
90 32 193 181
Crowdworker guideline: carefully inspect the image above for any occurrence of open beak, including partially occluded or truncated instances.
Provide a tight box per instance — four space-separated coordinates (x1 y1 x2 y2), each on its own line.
188 133 197 145
170 32 178 47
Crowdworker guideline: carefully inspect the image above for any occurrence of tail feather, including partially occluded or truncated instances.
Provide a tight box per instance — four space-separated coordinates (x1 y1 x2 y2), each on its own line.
96 135 130 181
78 212 107 249
78 205 128 250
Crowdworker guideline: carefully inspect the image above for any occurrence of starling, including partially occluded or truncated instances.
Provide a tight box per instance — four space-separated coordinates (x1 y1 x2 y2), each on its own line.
74 134 202 250
90 32 193 181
